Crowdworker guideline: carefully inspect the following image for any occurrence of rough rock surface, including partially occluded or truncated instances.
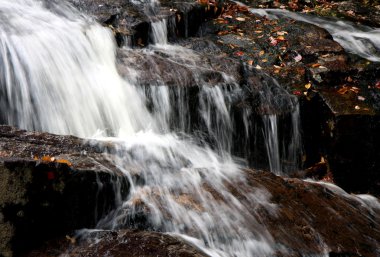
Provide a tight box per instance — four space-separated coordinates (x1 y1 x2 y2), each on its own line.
245 0 380 27
23 230 207 257
0 126 129 257
190 1 380 195
0 126 379 257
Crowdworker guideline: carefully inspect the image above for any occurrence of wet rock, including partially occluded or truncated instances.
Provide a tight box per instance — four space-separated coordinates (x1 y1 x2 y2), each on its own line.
67 0 223 47
1 127 379 257
244 0 380 27
24 229 207 257
67 0 154 46
116 40 241 87
329 1 380 28
246 170 380 257
193 1 380 194
0 126 129 257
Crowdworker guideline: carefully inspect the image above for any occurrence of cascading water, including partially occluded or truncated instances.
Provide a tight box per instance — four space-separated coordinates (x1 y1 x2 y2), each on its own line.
2 0 379 256
0 0 154 137
0 0 278 256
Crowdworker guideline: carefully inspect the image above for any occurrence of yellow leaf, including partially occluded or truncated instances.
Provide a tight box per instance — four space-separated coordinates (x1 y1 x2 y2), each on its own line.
305 83 312 89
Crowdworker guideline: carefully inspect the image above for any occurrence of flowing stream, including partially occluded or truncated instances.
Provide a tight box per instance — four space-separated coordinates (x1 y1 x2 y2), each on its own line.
2 0 376 256
0 0 277 255
250 8 380 62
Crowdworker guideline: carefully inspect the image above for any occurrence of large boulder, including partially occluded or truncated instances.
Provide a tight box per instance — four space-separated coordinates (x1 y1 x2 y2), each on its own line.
0 126 129 257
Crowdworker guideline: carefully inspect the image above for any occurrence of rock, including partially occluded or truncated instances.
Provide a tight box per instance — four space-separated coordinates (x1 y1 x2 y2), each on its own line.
23 229 207 257
67 0 223 47
243 0 380 27
193 1 380 194
0 126 130 257
1 127 379 257
246 170 380 257
330 1 380 28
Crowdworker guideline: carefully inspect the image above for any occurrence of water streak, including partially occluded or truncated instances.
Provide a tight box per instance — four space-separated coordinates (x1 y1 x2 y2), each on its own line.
250 8 380 62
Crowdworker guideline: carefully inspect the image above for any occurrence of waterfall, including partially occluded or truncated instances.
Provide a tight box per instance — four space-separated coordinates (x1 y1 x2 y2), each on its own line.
151 19 168 45
263 115 281 175
0 0 154 137
0 0 279 256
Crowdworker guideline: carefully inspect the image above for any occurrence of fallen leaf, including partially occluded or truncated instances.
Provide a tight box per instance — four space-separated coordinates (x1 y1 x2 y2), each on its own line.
311 63 321 68
259 50 265 56
66 235 76 244
293 90 302 96
350 87 360 93
358 96 366 101
235 51 244 56
247 60 254 65
337 86 349 95
269 36 278 46
218 31 229 36
56 159 73 166
276 35 286 41
236 17 246 21
41 155 54 162
277 31 288 36
294 54 302 62
47 171 55 180
305 83 312 90
354 105 361 110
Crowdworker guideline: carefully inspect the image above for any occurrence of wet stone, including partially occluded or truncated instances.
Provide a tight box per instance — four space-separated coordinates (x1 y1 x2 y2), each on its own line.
24 230 207 257
0 126 130 257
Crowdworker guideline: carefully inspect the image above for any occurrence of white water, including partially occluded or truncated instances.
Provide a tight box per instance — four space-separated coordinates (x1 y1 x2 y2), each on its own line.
250 8 380 62
0 1 277 256
2 0 380 256
0 0 154 137
263 115 281 174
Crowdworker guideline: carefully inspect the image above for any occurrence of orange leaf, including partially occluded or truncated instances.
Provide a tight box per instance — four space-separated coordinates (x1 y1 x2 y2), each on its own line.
337 87 349 95
56 159 73 166
41 155 54 162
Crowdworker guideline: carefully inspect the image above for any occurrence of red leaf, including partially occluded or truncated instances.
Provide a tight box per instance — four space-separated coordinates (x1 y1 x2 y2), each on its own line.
293 90 302 96
235 51 244 56
47 171 55 180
